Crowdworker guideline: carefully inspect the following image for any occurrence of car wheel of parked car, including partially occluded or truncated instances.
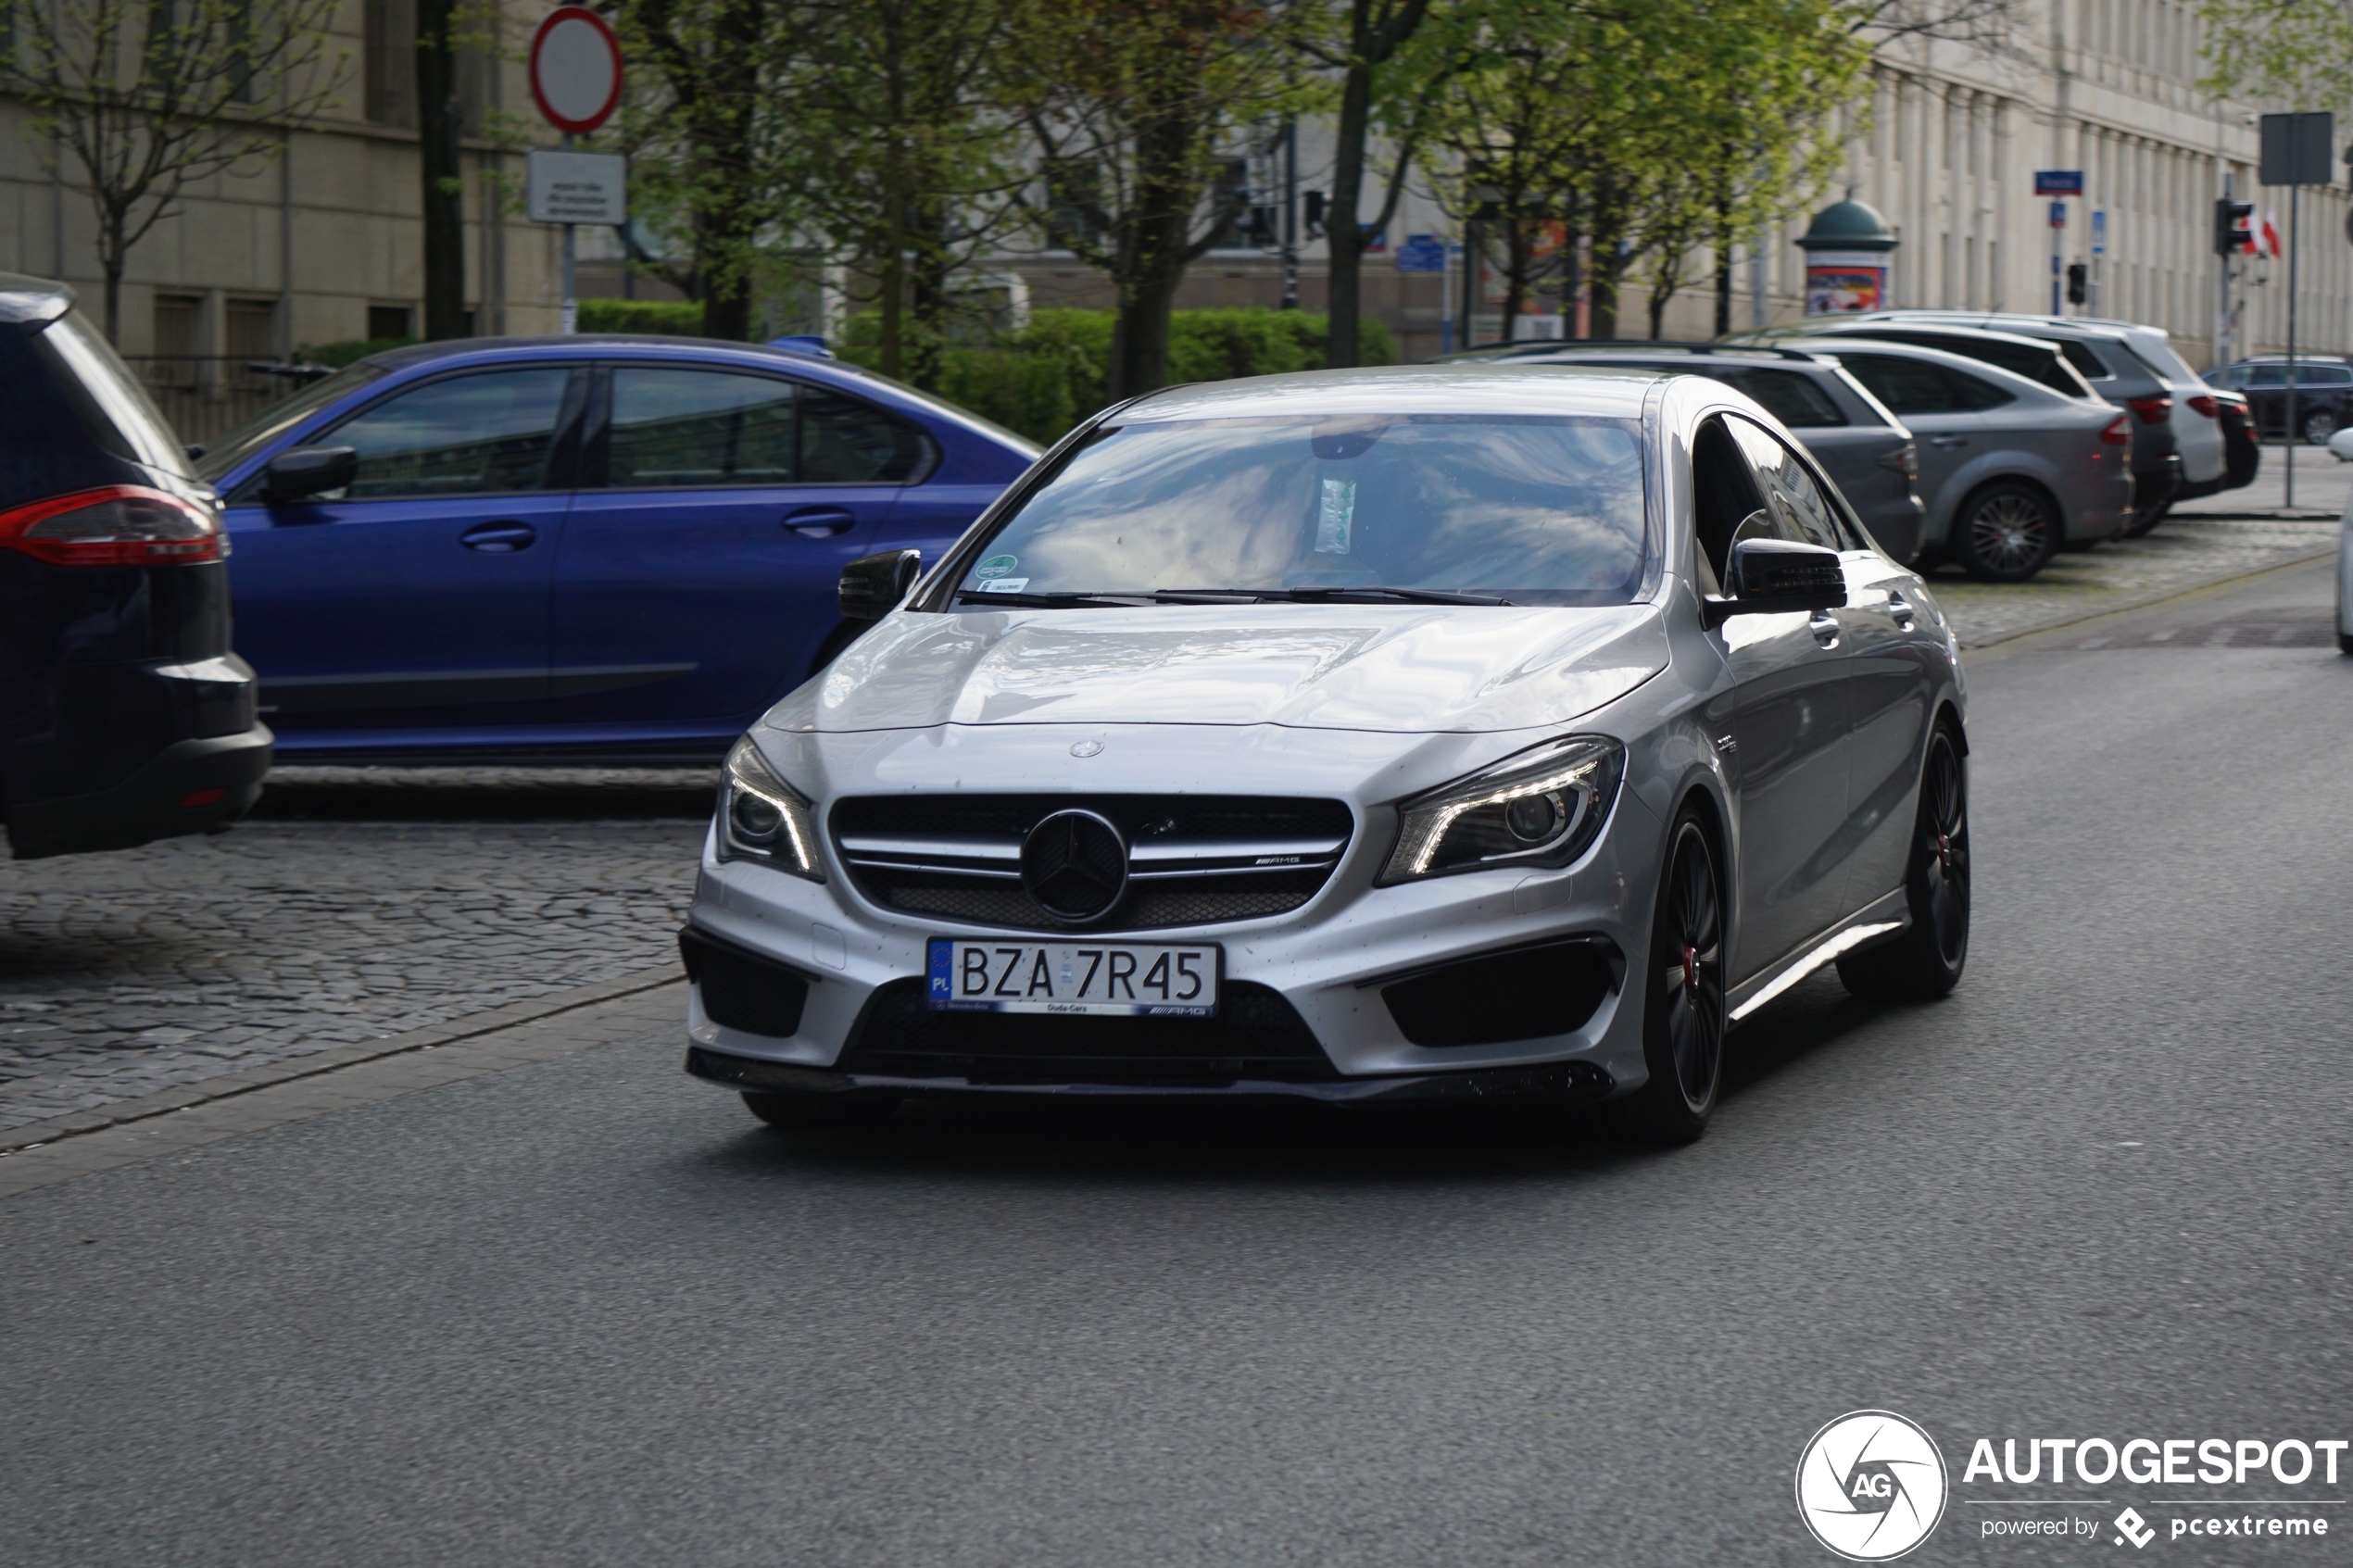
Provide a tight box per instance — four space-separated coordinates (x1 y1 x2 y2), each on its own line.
742 1090 902 1133
2122 497 2171 539
2305 409 2339 445
1953 483 2058 582
1837 723 1969 1000
1627 809 1725 1144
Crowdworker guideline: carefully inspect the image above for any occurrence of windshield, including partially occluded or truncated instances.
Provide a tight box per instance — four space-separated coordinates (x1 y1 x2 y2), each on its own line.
950 414 1650 608
195 361 389 482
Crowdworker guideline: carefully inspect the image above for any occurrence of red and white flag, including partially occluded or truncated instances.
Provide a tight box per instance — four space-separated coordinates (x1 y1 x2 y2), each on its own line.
2259 210 2284 257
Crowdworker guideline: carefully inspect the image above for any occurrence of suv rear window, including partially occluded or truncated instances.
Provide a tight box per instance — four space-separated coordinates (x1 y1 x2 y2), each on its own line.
33 311 192 477
1704 367 1848 428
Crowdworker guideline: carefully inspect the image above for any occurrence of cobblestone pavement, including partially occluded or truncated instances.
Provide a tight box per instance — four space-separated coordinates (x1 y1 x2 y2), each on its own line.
0 770 713 1135
1923 514 2336 646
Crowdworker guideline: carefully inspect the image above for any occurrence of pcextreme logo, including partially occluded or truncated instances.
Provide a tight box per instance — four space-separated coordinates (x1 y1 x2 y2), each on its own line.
1796 1410 1952 1561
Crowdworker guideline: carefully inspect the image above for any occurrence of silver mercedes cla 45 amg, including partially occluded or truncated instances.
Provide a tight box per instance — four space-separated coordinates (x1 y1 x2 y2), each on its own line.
680 365 1971 1142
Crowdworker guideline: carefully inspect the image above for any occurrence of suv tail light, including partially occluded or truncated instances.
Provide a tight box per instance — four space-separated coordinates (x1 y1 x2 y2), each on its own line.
0 485 223 567
2099 416 2131 445
1875 441 1918 479
2127 395 2173 424
2186 395 2218 418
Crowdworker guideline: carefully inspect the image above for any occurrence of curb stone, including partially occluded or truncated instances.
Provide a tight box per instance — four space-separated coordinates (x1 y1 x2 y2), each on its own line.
0 962 683 1156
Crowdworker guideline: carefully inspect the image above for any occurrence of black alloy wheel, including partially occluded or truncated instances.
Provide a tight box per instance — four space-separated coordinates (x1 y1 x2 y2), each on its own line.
1837 722 1969 999
1628 811 1726 1144
2304 408 2338 445
1953 483 2059 583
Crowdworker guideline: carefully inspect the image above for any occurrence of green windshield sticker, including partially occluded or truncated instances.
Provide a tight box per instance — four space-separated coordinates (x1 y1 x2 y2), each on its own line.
1315 478 1355 555
975 553 1019 579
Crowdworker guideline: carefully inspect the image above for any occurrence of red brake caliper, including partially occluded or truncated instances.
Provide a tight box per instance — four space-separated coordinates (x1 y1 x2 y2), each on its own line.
1682 946 1701 994
1935 832 1952 877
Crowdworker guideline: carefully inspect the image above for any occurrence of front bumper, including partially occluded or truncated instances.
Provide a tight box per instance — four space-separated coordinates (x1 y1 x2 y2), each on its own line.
679 727 1667 1099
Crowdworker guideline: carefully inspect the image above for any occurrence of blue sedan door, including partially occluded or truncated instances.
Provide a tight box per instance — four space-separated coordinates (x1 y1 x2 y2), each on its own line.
223 365 581 738
549 366 925 733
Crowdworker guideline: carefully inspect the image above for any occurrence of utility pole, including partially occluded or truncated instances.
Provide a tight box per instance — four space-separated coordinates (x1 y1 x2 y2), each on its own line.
1279 120 1300 312
2258 111 2332 510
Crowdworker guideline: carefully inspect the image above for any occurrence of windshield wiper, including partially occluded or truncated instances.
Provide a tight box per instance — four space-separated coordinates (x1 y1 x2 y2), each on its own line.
952 589 1154 608
1275 586 1515 607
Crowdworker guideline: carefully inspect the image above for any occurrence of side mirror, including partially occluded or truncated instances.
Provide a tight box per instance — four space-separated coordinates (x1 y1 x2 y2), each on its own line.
838 548 922 621
1706 538 1846 624
262 445 359 503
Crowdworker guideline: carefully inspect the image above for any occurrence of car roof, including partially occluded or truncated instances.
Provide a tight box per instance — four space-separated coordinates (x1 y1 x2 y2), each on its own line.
1118 363 1666 422
1785 336 2067 395
1795 320 2077 354
1504 342 1837 367
0 270 75 327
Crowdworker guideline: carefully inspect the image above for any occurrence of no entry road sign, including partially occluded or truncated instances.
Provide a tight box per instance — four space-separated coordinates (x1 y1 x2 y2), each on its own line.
529 7 623 137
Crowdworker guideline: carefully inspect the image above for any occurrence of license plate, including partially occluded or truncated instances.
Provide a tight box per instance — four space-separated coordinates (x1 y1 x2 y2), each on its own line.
926 938 1220 1017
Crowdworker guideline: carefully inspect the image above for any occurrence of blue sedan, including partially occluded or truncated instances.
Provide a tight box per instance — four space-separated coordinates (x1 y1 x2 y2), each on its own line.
194 335 1039 759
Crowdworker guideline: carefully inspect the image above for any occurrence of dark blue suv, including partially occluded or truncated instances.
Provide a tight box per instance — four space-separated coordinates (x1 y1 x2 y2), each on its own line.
193 335 1040 761
0 273 271 859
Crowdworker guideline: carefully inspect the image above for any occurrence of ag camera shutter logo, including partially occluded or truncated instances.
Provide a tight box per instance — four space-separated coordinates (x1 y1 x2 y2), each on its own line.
1796 1410 1950 1561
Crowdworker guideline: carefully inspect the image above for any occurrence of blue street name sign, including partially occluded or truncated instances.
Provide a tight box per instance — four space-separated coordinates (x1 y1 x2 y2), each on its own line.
2049 201 2067 229
2092 210 2107 255
2035 169 2085 195
1394 233 1446 272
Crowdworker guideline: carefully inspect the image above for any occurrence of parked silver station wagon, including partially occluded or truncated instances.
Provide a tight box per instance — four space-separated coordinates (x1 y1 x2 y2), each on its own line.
679 366 1974 1143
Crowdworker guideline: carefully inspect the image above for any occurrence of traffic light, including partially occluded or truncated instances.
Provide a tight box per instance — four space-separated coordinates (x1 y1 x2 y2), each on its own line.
2066 263 2087 306
2215 198 2255 256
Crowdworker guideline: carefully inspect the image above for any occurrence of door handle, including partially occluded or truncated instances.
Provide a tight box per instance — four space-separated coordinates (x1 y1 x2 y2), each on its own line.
459 521 537 553
1808 609 1841 647
783 508 857 538
1885 589 1917 626
1927 434 1969 448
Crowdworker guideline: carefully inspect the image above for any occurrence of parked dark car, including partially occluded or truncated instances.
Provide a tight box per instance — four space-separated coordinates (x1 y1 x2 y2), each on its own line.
2214 356 2353 445
1732 320 2181 533
0 273 271 859
1453 342 1926 561
191 335 1041 762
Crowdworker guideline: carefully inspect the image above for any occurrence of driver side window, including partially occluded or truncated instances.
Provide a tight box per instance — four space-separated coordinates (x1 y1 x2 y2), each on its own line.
1728 416 1853 551
1689 417 1768 593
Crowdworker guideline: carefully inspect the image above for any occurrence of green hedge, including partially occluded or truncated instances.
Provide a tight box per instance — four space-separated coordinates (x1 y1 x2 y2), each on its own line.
297 337 414 369
577 298 705 335
838 307 1396 445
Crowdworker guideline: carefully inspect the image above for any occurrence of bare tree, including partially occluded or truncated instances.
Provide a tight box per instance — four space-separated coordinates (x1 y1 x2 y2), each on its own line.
2 0 346 340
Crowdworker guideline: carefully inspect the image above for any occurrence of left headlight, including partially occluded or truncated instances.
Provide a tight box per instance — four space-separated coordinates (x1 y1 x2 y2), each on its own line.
1379 735 1625 884
717 736 824 881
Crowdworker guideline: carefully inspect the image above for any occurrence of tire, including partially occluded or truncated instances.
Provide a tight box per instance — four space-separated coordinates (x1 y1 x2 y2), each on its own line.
2305 409 2338 445
1952 483 2059 583
1836 723 1969 1000
2121 497 2171 540
1625 809 1726 1145
742 1089 901 1133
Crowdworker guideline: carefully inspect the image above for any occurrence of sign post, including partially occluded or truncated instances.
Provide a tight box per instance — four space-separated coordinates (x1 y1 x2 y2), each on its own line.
527 6 624 334
2259 111 2334 508
2035 171 2082 315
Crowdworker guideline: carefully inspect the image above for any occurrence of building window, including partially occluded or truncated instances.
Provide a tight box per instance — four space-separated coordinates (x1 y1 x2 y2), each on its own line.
367 303 415 341
225 298 278 361
365 0 417 127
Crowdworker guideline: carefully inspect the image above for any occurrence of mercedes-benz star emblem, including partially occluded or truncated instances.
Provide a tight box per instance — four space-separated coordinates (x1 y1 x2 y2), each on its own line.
1020 809 1128 922
1070 739 1103 758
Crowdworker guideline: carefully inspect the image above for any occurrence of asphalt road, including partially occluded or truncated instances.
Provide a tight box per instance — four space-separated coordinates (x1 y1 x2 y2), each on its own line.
6 562 2351 1568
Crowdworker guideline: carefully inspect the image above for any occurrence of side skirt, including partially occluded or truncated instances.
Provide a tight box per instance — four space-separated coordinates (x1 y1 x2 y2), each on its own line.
1724 887 1909 1024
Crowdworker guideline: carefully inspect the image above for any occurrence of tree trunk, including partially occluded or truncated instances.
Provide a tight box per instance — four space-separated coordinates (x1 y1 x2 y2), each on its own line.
416 0 466 340
1589 181 1626 339
1712 187 1734 336
1324 55 1374 369
694 0 761 342
99 212 126 343
909 196 950 393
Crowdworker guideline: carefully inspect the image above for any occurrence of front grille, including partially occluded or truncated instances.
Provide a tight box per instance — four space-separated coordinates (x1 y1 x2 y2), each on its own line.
831 794 1353 933
840 978 1338 1085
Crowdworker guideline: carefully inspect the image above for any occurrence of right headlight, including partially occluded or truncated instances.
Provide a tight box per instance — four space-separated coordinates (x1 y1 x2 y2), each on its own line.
717 736 823 881
1379 735 1625 884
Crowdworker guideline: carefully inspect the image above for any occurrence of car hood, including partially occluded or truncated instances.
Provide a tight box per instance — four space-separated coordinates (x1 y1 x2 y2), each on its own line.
775 603 1668 735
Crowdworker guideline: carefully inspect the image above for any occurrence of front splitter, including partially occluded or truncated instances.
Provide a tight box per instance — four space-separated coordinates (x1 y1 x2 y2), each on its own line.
686 1047 1613 1104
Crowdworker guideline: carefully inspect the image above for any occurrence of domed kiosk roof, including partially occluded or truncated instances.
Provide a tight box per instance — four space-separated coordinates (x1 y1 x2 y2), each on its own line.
1797 197 1896 253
